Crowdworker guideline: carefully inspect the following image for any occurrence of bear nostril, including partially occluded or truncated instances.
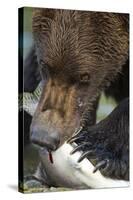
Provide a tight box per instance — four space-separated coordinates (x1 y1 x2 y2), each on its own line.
53 137 60 150
30 128 60 151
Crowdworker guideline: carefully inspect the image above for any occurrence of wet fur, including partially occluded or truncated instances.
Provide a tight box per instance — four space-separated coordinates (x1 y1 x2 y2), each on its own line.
24 8 129 184
72 98 129 180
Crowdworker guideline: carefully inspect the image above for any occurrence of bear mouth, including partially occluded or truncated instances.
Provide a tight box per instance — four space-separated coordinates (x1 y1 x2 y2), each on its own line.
39 147 54 164
41 127 83 164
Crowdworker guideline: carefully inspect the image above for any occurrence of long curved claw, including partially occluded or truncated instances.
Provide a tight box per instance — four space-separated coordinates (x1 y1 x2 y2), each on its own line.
70 142 91 155
67 135 78 143
93 159 109 173
68 135 85 144
73 126 83 136
77 150 95 163
67 126 83 143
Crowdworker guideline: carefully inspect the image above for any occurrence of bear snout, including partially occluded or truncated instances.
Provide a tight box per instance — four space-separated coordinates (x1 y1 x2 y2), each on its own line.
30 122 60 151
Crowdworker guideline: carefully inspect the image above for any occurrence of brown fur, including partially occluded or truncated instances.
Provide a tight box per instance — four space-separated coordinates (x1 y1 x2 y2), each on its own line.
31 8 129 146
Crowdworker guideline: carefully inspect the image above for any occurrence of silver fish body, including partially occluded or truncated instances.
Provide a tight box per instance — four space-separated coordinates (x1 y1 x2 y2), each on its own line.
39 142 129 189
20 82 129 189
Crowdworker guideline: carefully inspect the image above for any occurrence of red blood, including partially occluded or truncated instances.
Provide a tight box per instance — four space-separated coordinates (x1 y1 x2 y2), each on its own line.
49 152 53 164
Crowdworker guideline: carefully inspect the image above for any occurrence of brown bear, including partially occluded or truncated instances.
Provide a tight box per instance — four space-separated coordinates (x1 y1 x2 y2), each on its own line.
24 8 129 186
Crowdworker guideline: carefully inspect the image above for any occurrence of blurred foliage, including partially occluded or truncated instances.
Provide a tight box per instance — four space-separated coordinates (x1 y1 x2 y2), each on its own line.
23 7 33 59
24 7 33 32
97 93 117 121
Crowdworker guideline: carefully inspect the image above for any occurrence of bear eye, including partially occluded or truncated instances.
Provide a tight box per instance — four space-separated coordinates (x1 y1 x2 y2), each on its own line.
80 73 90 84
39 59 48 68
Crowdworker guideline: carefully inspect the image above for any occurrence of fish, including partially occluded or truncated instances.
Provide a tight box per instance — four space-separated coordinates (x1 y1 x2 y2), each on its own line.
39 142 129 189
19 82 43 116
20 82 129 189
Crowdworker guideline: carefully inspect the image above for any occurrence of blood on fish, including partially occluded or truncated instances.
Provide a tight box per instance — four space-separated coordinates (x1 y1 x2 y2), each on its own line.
49 152 53 163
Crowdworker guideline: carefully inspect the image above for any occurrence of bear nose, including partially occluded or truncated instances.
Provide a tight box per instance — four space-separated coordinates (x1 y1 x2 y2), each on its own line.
30 126 60 151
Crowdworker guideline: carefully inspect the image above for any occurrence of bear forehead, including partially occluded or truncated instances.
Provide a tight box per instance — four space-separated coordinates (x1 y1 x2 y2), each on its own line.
32 8 129 79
